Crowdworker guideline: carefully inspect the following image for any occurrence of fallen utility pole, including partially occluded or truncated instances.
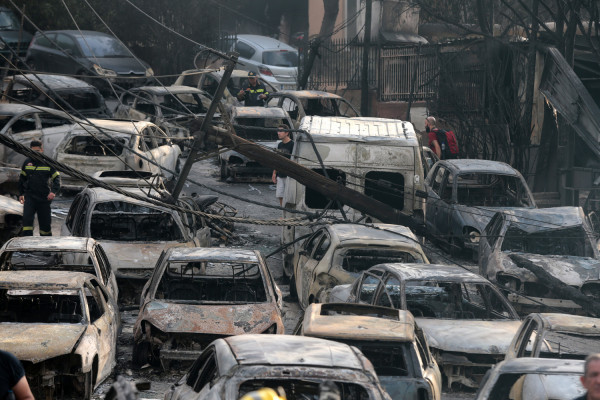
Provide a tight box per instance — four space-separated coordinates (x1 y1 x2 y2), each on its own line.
509 254 600 317
171 52 238 201
205 124 425 232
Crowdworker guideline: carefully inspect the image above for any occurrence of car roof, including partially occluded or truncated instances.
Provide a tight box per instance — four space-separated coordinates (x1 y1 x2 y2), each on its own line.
0 270 94 289
4 236 91 252
225 334 365 370
328 223 418 244
493 358 584 374
303 303 415 342
377 263 489 283
437 159 520 175
130 85 207 96
71 118 154 136
83 187 172 212
299 116 419 145
534 313 600 335
271 90 342 99
233 106 289 118
236 35 297 52
500 206 586 232
0 104 54 116
13 74 96 90
167 248 260 263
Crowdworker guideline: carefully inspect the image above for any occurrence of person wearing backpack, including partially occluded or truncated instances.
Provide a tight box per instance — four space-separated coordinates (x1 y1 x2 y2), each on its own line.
425 116 459 159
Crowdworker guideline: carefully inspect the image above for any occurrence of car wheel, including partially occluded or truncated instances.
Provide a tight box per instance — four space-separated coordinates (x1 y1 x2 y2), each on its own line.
220 160 228 181
132 341 151 368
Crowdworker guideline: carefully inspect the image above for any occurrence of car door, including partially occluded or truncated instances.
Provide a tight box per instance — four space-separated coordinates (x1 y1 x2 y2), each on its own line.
61 193 83 236
435 171 454 241
294 229 323 306
425 166 446 235
84 281 117 383
152 126 180 176
53 33 81 74
71 195 90 237
94 244 118 300
508 316 539 358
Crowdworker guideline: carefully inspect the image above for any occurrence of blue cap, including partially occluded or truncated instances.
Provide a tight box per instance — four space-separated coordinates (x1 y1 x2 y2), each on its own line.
248 71 257 77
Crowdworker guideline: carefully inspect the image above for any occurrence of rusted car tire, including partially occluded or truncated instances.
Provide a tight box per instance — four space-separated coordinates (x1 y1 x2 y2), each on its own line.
132 342 151 368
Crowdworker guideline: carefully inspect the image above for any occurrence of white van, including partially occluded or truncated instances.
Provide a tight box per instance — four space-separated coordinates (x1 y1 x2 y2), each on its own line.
281 116 427 277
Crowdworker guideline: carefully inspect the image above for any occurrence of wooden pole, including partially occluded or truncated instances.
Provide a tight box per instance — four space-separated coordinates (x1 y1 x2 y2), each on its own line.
361 0 373 116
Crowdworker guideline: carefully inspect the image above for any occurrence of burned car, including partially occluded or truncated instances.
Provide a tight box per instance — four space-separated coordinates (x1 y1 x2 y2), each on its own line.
0 104 77 166
265 90 360 128
425 160 535 255
0 236 118 300
328 263 521 389
479 207 600 314
114 85 212 149
164 334 391 400
0 194 22 245
0 271 119 399
133 248 284 369
53 119 181 190
505 313 600 360
293 223 428 309
220 106 294 181
1 73 111 118
61 187 210 299
298 303 442 400
475 358 586 400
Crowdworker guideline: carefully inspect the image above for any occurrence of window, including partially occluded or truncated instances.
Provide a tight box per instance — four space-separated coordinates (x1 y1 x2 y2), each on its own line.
235 41 256 59
364 171 404 210
303 231 323 257
73 197 89 237
140 128 158 150
63 135 126 157
94 246 111 284
312 234 331 261
75 34 130 58
191 349 218 392
359 273 382 304
199 75 217 96
431 167 446 195
55 33 79 55
440 173 453 202
262 50 298 67
8 114 37 133
86 286 105 323
39 113 72 129
455 173 533 207
484 213 504 249
65 195 83 231
305 169 346 209
337 248 420 274
34 33 55 48
377 276 401 308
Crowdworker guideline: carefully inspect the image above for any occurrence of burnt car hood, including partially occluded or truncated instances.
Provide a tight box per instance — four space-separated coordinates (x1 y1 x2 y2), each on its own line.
0 323 85 363
89 57 148 74
142 301 279 334
100 241 184 271
503 252 600 286
416 319 521 354
455 206 525 232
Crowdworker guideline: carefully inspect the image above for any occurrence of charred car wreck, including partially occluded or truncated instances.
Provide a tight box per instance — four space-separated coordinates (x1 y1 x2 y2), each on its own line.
133 248 283 369
479 207 600 315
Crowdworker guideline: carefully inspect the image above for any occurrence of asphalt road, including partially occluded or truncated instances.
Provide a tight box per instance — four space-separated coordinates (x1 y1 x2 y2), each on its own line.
47 156 475 399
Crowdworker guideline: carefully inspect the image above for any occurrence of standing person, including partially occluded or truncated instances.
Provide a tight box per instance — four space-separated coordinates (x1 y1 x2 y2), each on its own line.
272 125 294 206
18 140 60 236
425 116 459 160
237 71 269 106
0 350 35 400
576 353 600 400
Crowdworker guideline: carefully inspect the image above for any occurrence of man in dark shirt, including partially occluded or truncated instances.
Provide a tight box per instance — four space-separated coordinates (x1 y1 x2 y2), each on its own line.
237 71 269 106
0 350 34 400
18 140 61 236
272 125 294 206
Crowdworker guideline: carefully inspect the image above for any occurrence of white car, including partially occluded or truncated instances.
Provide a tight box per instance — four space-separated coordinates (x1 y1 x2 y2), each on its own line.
53 119 181 190
227 34 298 90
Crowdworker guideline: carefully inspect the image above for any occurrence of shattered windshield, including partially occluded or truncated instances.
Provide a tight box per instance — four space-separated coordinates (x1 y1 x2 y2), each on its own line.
91 201 183 241
155 261 267 303
456 173 533 207
337 341 411 377
239 379 369 400
75 35 131 58
0 10 20 30
63 135 128 156
334 247 423 275
233 117 283 141
0 289 84 324
1 251 94 273
402 280 515 320
159 93 206 116
501 226 594 257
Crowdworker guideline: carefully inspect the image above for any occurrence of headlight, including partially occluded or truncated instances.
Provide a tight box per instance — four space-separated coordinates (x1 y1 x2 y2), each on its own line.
145 67 154 77
92 63 117 77
464 228 480 244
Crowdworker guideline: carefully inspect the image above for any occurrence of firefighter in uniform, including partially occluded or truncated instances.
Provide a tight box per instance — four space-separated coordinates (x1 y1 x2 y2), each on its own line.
237 71 269 106
18 140 60 236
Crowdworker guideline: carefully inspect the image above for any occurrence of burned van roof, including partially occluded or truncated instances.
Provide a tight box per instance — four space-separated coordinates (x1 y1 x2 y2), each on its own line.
500 207 587 232
3 236 91 252
225 334 365 370
167 248 260 263
298 116 418 145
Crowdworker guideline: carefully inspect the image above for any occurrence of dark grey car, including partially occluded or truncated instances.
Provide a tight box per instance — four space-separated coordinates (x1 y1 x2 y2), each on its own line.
425 160 536 255
25 30 153 91
0 7 33 59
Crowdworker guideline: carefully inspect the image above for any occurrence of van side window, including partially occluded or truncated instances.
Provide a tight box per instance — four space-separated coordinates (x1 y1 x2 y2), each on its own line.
305 169 346 209
365 171 405 210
